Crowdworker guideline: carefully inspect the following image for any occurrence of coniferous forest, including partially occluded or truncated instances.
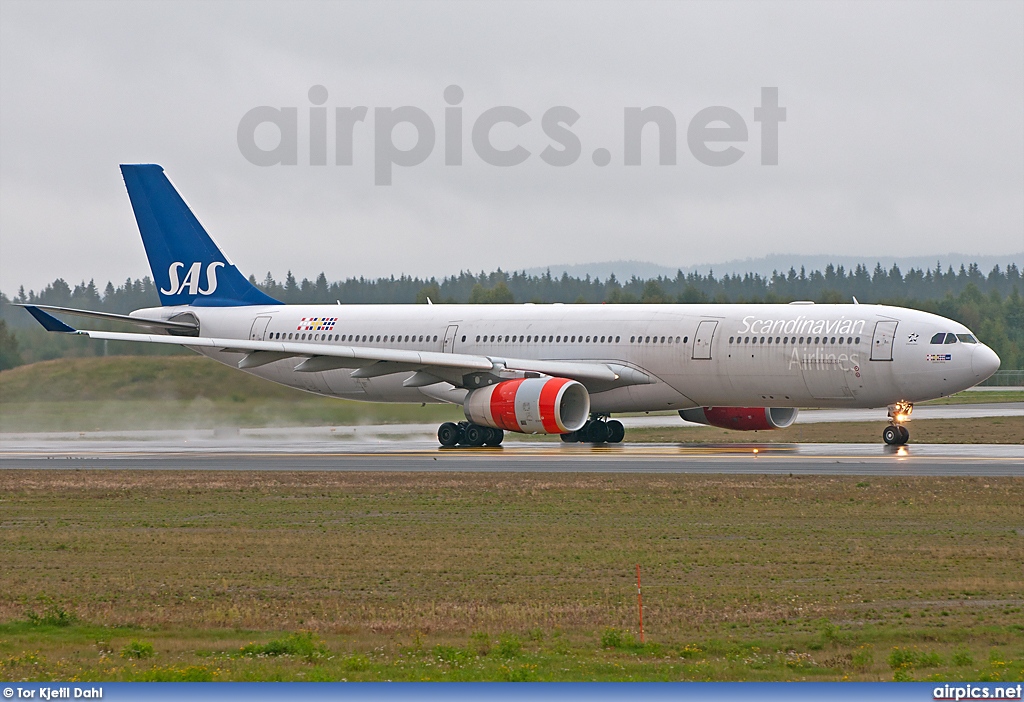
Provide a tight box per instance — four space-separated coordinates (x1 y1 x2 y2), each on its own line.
1 261 1021 369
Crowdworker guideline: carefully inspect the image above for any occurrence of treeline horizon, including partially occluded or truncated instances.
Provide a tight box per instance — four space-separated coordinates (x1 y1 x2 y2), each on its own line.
1 260 1021 369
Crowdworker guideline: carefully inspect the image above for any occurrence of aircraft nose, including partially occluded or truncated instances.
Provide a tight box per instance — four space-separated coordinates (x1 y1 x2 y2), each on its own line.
971 344 1000 380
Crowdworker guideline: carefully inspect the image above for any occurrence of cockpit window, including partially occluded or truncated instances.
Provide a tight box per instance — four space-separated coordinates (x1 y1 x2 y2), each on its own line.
930 333 945 344
944 333 958 344
956 334 977 343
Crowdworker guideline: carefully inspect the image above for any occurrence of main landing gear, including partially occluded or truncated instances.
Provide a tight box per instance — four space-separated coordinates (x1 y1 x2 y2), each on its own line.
438 421 504 448
883 401 913 446
560 416 626 444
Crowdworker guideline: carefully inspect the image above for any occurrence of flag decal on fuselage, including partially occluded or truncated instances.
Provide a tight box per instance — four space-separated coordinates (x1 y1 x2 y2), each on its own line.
297 317 338 332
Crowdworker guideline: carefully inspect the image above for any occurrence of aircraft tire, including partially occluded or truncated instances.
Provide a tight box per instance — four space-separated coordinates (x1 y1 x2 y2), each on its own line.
438 422 460 447
484 428 504 446
586 420 609 443
606 420 625 443
898 426 910 444
463 423 487 447
882 425 901 445
560 431 578 443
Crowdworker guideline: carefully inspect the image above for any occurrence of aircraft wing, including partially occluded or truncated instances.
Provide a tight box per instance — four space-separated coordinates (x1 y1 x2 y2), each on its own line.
22 305 645 387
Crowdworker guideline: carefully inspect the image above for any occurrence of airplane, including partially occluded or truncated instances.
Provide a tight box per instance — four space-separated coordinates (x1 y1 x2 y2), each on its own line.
21 164 1001 447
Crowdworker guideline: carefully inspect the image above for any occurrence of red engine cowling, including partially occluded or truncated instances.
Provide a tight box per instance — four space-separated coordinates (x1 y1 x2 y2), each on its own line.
464 377 590 434
679 407 799 431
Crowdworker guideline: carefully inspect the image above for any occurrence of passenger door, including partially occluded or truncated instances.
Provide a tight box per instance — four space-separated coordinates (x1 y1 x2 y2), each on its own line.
691 320 718 360
870 321 898 361
249 316 272 341
443 324 459 353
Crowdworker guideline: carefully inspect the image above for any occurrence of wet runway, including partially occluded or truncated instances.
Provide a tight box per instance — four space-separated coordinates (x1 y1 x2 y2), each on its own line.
2 400 1021 477
1 431 1019 476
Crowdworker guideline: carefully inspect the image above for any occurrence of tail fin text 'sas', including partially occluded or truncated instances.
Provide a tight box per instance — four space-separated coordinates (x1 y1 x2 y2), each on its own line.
120 164 280 307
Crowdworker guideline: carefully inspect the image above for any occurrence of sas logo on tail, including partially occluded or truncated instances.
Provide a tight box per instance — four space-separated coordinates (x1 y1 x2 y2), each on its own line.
160 262 225 296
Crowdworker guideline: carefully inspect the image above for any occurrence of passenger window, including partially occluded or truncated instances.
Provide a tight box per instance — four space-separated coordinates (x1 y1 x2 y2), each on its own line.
944 333 957 344
615 336 620 342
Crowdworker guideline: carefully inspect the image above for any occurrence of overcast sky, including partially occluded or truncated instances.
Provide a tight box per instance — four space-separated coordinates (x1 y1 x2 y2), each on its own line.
1 0 1022 292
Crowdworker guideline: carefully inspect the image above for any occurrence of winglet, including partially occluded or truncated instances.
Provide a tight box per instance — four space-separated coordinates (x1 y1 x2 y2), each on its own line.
23 306 78 333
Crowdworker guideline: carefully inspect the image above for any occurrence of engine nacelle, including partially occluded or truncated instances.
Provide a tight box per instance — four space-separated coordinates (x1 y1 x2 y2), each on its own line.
464 377 590 434
679 406 799 431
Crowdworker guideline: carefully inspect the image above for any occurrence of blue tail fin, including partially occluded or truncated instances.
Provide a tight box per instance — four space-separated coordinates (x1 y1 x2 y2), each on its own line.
120 164 280 307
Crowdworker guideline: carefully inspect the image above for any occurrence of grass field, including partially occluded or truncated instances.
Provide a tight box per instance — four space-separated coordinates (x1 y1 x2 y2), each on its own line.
1 356 1021 433
0 471 1021 682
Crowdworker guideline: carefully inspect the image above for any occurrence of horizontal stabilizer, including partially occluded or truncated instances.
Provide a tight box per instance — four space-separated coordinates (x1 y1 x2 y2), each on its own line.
15 303 198 333
22 306 77 333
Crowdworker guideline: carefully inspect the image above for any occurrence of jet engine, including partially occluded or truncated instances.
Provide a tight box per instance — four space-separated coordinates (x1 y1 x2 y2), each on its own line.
679 406 799 431
464 377 590 434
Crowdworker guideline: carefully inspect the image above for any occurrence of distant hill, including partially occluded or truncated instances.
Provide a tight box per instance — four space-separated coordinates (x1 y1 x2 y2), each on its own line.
524 253 1024 281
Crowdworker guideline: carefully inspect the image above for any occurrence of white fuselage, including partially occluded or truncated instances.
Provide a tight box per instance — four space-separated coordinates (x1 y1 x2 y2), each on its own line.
137 302 998 412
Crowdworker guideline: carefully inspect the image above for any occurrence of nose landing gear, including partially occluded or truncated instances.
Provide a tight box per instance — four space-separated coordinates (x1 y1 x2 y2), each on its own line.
883 401 913 445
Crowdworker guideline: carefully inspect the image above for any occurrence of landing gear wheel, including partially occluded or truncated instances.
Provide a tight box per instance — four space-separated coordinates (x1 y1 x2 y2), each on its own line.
484 428 504 446
898 425 910 444
882 425 901 446
560 431 578 443
437 422 460 447
606 419 625 444
463 424 487 447
585 420 609 443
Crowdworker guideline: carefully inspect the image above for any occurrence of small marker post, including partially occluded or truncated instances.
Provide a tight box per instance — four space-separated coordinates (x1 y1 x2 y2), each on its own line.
636 563 644 644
